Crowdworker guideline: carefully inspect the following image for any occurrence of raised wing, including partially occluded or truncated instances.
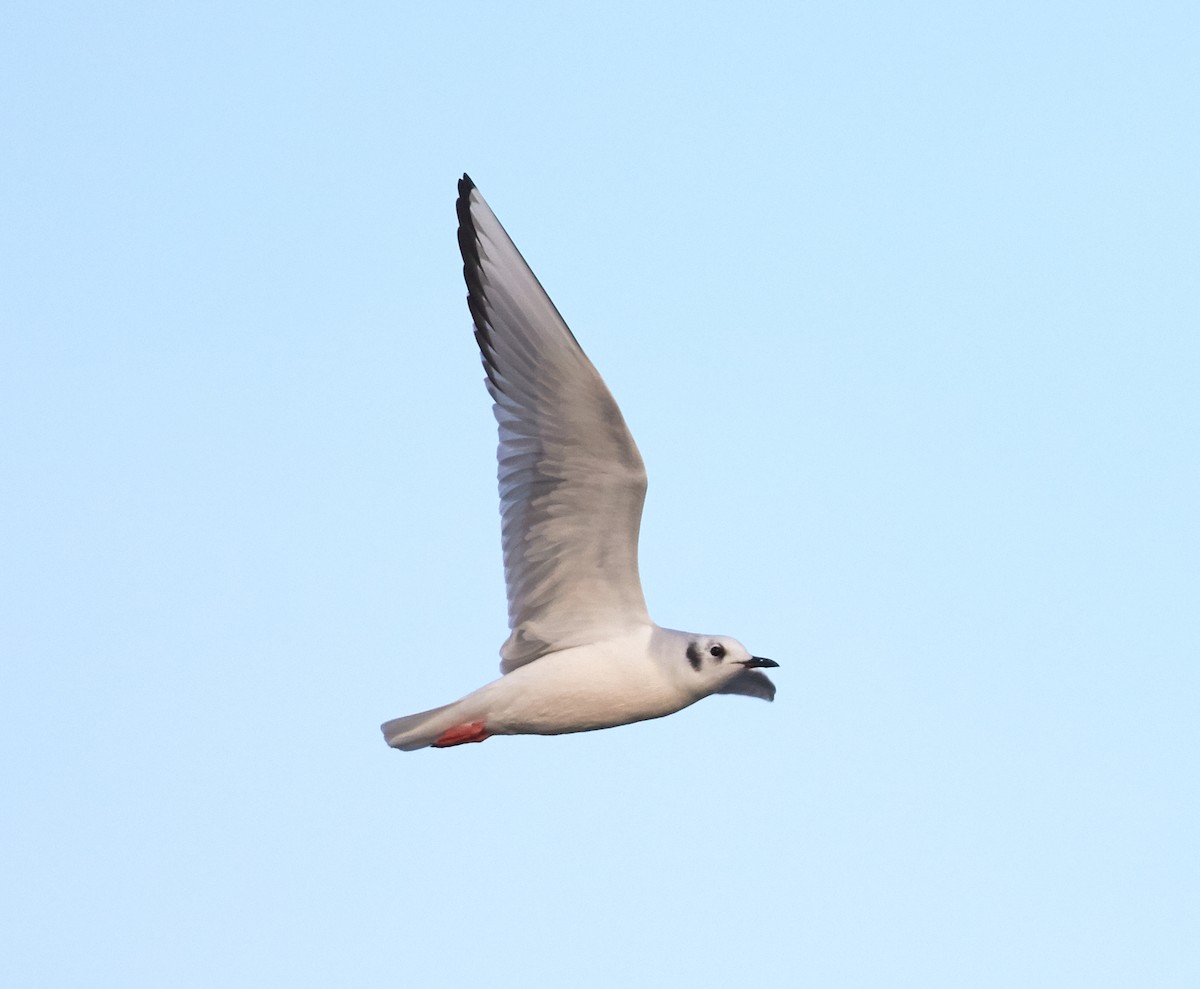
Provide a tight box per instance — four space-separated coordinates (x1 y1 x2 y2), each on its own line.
456 175 652 672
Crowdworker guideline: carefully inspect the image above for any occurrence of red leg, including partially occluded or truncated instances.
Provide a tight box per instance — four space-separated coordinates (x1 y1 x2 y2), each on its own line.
433 720 490 747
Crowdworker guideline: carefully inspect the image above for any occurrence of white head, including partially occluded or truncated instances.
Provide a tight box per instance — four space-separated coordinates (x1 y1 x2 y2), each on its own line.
680 634 779 702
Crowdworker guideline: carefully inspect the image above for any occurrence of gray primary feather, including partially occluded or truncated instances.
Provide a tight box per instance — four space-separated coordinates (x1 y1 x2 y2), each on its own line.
716 669 777 702
456 176 652 672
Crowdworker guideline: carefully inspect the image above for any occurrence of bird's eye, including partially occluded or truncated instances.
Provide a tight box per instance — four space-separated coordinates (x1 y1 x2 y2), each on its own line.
709 644 726 659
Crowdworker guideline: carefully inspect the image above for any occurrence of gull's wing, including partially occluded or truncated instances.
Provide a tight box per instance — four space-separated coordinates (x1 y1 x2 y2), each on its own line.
456 175 652 672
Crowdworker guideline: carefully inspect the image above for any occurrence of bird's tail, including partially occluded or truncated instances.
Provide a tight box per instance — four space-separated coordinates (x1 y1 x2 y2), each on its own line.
381 701 466 751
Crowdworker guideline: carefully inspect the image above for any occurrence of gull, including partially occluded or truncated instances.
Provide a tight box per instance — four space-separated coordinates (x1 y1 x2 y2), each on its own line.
381 175 778 751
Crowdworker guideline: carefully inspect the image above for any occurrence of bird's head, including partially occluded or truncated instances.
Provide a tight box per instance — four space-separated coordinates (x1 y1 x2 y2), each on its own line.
683 636 779 701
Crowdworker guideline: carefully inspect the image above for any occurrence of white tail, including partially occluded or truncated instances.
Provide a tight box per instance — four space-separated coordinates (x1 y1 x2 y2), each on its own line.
381 702 464 751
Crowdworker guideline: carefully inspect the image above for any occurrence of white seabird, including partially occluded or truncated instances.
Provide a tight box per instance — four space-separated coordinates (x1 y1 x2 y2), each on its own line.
382 176 777 751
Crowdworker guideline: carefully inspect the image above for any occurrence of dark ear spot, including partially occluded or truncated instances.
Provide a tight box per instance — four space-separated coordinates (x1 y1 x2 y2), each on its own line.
686 642 703 671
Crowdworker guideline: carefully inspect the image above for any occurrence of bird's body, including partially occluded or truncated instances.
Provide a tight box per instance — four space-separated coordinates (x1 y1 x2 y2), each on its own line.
383 626 775 750
381 176 777 752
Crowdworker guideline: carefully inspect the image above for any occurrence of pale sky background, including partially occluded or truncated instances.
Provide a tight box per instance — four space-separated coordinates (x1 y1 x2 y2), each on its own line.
2 2 1197 987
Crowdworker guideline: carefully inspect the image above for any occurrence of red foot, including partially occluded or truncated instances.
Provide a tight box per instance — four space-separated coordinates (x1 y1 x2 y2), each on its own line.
433 720 490 747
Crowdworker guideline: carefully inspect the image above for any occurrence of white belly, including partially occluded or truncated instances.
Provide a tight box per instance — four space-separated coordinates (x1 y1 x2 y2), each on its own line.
472 639 692 737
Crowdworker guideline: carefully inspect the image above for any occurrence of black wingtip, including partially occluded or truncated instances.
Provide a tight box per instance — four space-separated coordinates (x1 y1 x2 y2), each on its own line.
456 175 477 253
456 175 492 370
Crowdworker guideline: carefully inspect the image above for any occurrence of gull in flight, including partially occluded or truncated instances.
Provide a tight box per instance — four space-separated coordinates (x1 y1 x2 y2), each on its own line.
381 175 777 751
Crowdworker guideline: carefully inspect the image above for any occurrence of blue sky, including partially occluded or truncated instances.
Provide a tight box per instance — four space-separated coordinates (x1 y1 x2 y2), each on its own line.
2 2 1197 986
